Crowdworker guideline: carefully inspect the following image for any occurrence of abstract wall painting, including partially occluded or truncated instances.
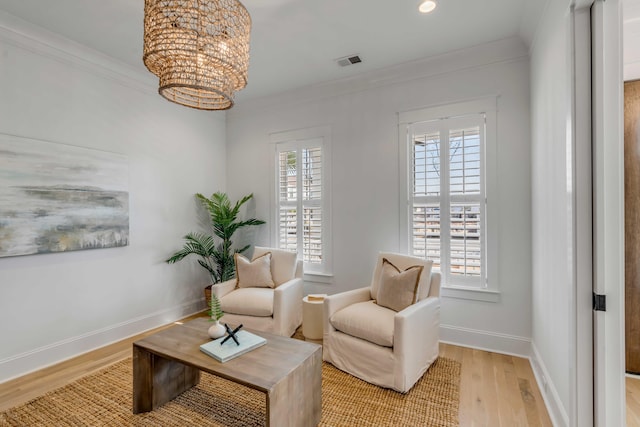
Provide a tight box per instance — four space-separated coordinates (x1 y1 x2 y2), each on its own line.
0 134 129 258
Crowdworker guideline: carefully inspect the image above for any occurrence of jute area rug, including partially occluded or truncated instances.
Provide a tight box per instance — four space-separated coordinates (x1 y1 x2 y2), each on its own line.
0 357 460 427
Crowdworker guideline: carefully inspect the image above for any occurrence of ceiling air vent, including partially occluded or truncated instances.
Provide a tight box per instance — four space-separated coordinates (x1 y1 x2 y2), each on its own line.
336 55 362 67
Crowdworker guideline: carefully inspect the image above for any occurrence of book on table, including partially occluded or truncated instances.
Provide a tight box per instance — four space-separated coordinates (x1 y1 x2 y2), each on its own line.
200 330 267 363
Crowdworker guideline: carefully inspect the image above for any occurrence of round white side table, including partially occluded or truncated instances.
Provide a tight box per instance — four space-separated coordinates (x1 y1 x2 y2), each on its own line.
302 296 324 342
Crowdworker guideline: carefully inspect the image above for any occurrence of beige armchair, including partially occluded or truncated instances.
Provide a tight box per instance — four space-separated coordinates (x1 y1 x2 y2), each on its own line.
323 252 441 393
212 247 303 337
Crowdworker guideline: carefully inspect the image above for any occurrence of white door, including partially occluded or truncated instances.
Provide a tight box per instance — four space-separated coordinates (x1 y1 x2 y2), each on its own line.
591 0 625 425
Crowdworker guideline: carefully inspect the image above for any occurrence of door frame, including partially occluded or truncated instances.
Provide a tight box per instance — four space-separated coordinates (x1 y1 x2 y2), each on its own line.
571 4 594 426
591 0 625 425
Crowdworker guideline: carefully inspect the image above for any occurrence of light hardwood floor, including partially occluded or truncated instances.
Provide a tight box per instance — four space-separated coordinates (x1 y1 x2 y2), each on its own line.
440 343 552 426
629 376 640 426
0 313 553 426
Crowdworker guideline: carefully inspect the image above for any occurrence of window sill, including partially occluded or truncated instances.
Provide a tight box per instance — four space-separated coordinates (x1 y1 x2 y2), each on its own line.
440 286 500 302
303 272 334 284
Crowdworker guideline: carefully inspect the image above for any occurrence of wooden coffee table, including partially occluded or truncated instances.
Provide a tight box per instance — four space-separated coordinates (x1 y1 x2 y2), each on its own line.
132 318 322 427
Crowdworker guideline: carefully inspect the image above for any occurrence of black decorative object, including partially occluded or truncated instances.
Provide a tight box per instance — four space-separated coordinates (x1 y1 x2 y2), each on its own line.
221 323 244 346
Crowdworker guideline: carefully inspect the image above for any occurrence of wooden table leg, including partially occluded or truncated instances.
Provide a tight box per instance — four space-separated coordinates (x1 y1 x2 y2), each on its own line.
266 348 322 426
133 344 200 413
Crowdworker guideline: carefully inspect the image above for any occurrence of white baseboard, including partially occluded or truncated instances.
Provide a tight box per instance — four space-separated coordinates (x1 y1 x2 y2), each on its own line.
440 325 564 427
439 324 531 357
0 299 206 384
529 342 569 427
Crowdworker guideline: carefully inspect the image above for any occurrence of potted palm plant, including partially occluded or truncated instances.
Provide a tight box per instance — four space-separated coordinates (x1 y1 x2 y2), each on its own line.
166 191 265 304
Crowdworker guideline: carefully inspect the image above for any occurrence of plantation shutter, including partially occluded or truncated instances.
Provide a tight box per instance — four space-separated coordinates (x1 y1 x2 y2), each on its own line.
302 147 322 264
411 126 442 270
409 115 486 287
448 126 483 279
276 141 324 267
278 150 298 252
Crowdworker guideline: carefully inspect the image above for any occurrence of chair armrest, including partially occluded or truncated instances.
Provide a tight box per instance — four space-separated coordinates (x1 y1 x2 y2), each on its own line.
211 279 236 299
396 296 439 321
273 277 304 335
274 278 304 311
394 296 440 371
323 287 371 335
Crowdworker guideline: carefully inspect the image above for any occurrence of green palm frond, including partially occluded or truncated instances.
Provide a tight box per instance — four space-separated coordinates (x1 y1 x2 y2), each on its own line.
235 244 251 254
231 194 253 218
197 260 219 283
167 192 265 285
166 233 215 263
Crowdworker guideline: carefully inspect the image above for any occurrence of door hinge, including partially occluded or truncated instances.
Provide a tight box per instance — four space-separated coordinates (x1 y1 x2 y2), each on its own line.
593 293 606 312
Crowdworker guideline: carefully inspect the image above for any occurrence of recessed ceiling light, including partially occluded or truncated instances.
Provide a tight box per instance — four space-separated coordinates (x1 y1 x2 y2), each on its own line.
418 0 437 14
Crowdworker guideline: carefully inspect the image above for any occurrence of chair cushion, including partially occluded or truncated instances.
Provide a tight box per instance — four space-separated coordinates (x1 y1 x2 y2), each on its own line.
220 288 274 317
253 246 297 286
376 258 424 312
235 252 275 288
330 300 395 347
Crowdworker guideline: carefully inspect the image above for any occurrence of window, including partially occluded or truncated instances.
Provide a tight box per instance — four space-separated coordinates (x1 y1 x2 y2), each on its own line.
410 116 485 287
270 127 331 276
399 98 497 295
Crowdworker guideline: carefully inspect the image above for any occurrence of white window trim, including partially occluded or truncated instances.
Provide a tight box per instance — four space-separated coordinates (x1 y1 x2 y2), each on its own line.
398 97 499 301
269 126 333 279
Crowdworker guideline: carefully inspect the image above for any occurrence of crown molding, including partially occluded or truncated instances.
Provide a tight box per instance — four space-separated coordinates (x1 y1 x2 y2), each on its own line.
228 36 529 120
0 10 157 95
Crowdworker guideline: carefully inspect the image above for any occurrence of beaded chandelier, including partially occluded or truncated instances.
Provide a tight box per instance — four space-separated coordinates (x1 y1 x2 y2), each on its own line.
143 0 251 110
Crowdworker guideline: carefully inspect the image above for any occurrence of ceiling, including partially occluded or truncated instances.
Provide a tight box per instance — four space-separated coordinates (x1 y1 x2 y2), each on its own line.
0 0 546 103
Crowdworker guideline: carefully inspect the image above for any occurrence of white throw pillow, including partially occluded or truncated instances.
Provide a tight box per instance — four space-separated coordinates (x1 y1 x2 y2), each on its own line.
375 258 424 312
253 246 298 286
235 252 275 289
370 253 433 302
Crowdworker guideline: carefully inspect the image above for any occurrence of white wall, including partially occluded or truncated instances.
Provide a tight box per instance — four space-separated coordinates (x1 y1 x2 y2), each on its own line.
226 37 533 356
529 1 574 425
0 14 226 381
624 0 640 81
